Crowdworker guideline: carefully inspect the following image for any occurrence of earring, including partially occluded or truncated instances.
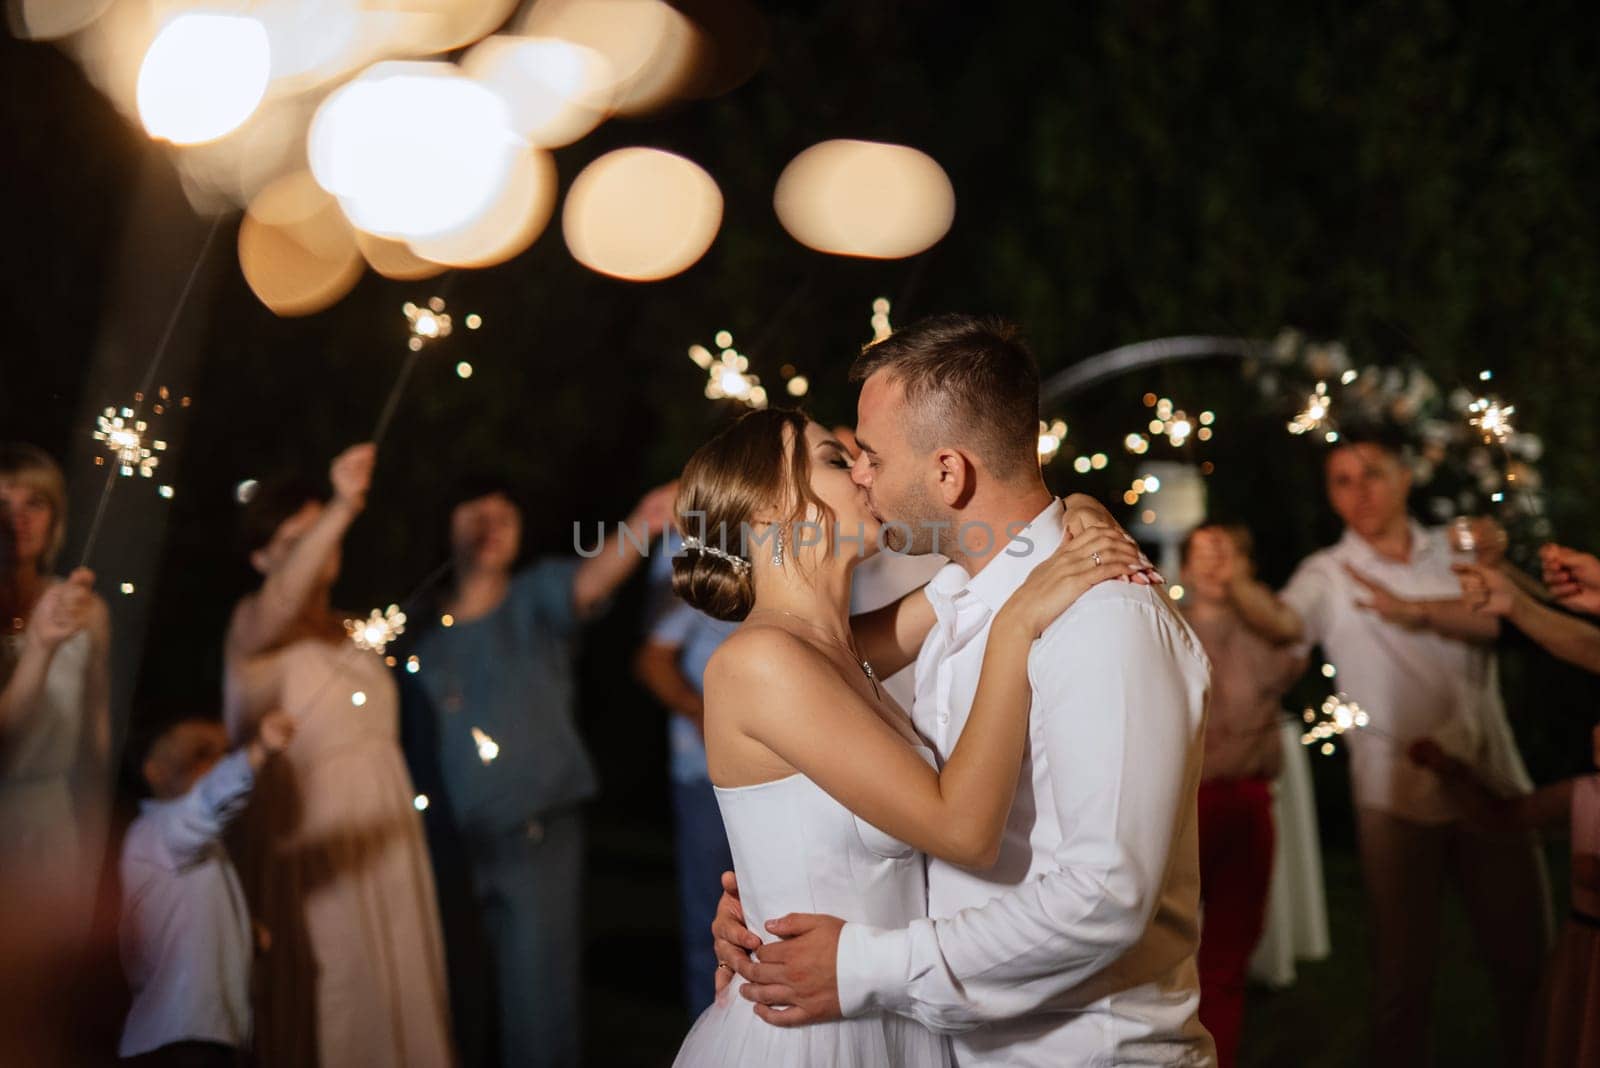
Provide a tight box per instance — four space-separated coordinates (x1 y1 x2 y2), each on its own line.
772 523 785 567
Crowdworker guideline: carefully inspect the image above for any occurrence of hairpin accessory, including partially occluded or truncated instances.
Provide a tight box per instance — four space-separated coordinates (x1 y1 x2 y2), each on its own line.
682 535 751 575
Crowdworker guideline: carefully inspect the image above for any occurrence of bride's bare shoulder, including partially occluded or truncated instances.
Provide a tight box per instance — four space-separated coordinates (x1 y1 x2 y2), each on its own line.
705 622 821 689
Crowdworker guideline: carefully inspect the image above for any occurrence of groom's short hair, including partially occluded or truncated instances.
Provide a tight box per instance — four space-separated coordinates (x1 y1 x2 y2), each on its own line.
850 313 1042 480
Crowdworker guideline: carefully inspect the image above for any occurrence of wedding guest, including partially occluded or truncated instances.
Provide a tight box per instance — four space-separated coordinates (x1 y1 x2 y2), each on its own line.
635 534 736 1019
401 475 675 1068
119 711 296 1067
1456 554 1600 674
225 443 452 1068
1540 542 1600 616
1180 524 1306 1067
0 445 112 995
1227 429 1549 1067
1410 724 1600 1068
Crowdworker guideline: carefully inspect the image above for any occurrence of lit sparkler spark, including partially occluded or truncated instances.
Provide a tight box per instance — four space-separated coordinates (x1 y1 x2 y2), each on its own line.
689 330 767 408
345 604 407 655
1301 693 1369 756
1037 419 1069 462
870 297 892 342
94 405 167 477
1467 396 1516 444
471 726 500 765
1144 395 1210 446
1287 381 1332 436
403 297 454 352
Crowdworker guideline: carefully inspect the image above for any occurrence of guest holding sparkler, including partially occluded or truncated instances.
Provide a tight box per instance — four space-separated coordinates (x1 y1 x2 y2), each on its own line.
400 475 676 1068
224 443 452 1068
1540 542 1600 616
1179 524 1306 1068
0 445 112 987
1219 428 1549 1067
1455 548 1600 674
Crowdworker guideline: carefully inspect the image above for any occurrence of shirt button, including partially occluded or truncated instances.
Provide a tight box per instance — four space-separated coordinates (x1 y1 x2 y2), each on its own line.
938 713 949 724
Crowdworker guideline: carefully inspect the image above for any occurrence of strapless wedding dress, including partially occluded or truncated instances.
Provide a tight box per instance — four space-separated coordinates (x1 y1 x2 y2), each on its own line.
674 751 952 1066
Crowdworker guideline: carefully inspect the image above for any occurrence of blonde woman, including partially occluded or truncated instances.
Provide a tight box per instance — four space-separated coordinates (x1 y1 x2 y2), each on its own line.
0 443 112 1040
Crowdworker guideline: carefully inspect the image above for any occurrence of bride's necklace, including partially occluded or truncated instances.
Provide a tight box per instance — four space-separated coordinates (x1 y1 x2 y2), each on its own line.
747 608 880 699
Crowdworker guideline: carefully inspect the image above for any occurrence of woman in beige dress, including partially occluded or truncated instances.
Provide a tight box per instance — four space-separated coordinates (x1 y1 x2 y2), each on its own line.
224 443 452 1067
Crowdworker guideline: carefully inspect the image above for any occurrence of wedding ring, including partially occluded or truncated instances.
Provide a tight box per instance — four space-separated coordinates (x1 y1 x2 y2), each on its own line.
1092 551 1102 566
717 961 731 971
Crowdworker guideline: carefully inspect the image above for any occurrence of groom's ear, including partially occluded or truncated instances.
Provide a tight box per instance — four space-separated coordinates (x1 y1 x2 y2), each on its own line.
933 448 974 507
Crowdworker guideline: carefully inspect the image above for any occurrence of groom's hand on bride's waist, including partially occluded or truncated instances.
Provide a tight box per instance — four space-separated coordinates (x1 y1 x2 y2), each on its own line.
711 871 761 994
734 912 845 1026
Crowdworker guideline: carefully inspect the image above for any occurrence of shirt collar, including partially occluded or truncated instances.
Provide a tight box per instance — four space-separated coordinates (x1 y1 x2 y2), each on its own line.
1338 518 1434 567
958 498 1066 614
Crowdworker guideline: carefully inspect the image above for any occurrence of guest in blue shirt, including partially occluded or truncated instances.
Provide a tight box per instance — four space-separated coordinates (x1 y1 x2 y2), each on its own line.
119 711 295 1068
634 536 737 1018
401 476 675 1068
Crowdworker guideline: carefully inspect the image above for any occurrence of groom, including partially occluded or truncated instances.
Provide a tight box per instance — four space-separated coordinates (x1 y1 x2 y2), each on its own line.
713 314 1217 1065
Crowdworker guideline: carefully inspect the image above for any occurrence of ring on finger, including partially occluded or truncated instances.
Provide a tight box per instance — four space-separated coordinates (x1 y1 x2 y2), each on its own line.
1091 551 1102 566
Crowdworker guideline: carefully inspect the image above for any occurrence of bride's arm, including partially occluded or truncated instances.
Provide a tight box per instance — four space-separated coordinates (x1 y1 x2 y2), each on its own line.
850 587 936 679
711 527 1140 868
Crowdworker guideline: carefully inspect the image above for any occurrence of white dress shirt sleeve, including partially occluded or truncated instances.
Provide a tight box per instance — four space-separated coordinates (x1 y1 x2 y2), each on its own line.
836 593 1203 1030
1280 555 1334 646
151 749 257 869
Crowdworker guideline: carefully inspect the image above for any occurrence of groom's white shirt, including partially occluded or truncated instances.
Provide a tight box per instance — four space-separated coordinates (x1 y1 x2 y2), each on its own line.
836 500 1216 1066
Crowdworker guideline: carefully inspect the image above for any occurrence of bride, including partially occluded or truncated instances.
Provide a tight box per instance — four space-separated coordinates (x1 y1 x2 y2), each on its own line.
670 409 1141 1065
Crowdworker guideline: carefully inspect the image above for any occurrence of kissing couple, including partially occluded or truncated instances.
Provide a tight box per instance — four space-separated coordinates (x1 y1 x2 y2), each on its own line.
669 314 1217 1067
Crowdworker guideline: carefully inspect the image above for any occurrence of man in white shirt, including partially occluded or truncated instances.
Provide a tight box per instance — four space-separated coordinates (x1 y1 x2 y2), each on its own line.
715 314 1216 1066
1220 429 1550 1067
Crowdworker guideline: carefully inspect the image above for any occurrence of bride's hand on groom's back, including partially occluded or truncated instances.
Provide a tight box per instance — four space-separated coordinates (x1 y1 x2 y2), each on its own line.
1000 526 1147 639
711 870 761 994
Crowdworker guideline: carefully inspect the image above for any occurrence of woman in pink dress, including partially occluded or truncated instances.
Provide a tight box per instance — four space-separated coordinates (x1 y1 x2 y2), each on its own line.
224 443 452 1067
1411 723 1600 1067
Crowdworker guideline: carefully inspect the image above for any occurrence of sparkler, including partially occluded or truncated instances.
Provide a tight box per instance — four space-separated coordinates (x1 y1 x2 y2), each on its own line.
471 726 500 765
688 330 767 408
403 297 453 352
78 216 220 569
94 405 167 478
373 293 468 446
1301 693 1369 756
345 604 407 655
1467 396 1516 444
1287 381 1332 437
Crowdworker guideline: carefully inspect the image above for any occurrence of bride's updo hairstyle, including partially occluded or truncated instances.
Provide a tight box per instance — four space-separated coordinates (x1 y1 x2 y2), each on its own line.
672 407 836 622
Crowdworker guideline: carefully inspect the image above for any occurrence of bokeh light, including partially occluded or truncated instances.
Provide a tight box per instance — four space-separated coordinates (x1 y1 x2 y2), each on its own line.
309 62 524 241
137 13 271 145
355 231 449 281
408 148 558 268
239 172 364 317
519 0 703 116
774 139 955 259
563 147 722 281
7 0 113 40
464 34 614 147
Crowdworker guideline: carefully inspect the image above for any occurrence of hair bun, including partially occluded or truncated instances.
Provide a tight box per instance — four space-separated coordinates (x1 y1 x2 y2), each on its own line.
671 550 754 622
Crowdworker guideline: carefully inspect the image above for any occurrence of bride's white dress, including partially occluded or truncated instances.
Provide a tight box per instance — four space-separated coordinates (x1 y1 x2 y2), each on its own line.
674 752 952 1066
